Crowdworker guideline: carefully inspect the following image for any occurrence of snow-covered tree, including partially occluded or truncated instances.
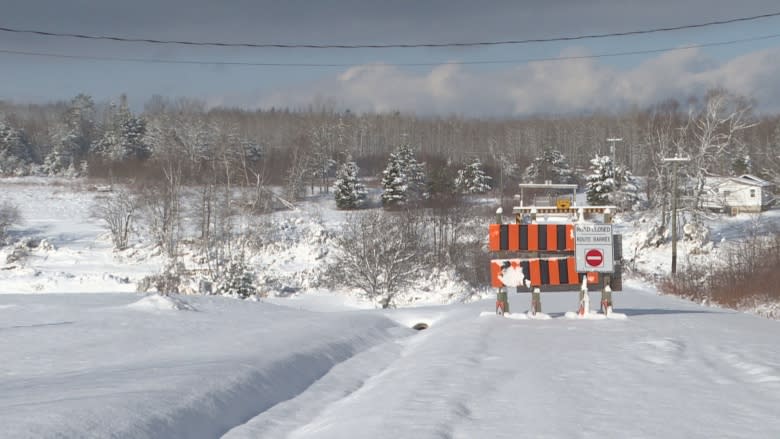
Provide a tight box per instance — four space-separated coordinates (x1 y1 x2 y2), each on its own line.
120 113 150 160
454 158 492 194
380 152 405 207
42 94 98 175
0 201 21 242
523 149 576 184
332 158 367 209
64 93 96 160
92 97 149 162
730 153 752 176
215 253 256 299
587 155 615 205
93 190 136 250
43 123 80 175
327 211 424 308
0 118 33 175
285 141 313 202
678 89 756 210
243 140 264 163
586 154 640 209
425 158 458 203
381 143 426 208
309 123 339 194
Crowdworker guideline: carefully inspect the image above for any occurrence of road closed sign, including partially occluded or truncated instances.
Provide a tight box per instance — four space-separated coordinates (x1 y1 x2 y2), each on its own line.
575 224 614 273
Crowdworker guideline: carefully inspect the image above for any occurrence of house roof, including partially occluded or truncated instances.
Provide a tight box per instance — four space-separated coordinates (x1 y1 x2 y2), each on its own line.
737 174 773 187
705 174 773 188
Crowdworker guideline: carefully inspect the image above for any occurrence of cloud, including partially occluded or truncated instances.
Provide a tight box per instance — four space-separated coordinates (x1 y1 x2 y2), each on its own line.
4 0 780 113
242 46 780 115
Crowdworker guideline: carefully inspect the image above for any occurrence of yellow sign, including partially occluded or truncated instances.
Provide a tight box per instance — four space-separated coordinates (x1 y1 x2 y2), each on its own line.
556 198 571 209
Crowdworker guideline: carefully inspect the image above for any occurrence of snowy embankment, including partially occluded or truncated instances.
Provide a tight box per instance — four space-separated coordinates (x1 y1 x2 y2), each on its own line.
617 208 780 318
0 294 408 438
2 284 780 439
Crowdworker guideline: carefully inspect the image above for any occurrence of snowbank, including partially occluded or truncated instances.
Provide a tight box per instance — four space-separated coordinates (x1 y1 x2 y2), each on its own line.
0 294 405 439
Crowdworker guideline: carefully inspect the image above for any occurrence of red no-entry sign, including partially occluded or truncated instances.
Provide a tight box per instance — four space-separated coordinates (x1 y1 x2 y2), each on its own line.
585 248 604 267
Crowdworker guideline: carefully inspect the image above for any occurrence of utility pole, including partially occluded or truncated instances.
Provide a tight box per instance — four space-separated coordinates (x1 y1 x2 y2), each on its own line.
607 138 623 165
662 156 690 274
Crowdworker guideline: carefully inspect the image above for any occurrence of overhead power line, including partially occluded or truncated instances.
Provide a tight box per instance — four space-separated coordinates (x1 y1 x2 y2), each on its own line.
1 11 780 49
1 33 779 67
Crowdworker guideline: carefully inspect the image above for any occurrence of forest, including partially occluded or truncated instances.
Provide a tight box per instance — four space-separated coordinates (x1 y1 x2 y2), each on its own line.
2 88 780 307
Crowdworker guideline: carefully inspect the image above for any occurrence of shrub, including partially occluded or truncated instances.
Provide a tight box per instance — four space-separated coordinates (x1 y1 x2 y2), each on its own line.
659 229 780 313
0 202 21 242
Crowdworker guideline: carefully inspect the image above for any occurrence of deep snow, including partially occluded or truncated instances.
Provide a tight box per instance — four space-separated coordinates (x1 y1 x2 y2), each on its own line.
1 178 780 438
1 286 779 439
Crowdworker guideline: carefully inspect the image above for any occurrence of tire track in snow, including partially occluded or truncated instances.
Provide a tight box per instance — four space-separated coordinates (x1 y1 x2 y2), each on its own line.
633 338 688 365
717 350 780 385
102 317 406 439
220 339 407 439
277 313 501 439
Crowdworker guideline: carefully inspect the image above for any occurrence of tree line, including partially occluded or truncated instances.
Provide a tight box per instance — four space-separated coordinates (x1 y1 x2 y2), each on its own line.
3 88 780 307
2 89 779 195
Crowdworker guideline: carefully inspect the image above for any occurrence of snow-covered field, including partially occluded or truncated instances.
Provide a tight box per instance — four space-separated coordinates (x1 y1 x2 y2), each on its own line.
0 179 474 305
1 178 780 438
0 178 160 294
1 287 779 438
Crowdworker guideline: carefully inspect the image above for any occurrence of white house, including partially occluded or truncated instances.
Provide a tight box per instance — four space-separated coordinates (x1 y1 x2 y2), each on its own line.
702 174 775 213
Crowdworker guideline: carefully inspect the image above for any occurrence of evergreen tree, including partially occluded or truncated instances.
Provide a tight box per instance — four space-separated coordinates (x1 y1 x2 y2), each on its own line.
454 158 492 194
243 140 264 163
216 253 256 299
381 151 405 208
333 158 367 209
523 149 576 184
121 114 150 160
730 153 752 176
586 154 640 209
381 143 426 208
44 123 80 175
396 143 426 199
0 118 33 175
586 155 617 205
426 159 458 203
43 94 98 175
92 97 149 162
63 94 96 162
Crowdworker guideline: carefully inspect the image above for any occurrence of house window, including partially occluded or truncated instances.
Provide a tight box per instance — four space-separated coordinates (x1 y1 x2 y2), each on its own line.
750 189 756 198
723 190 731 196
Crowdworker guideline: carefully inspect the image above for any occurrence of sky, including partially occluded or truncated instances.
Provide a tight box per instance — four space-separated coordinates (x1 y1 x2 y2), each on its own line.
1 0 780 116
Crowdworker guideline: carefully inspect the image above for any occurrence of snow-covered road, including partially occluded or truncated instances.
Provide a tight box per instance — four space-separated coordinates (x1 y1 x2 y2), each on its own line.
2 283 778 439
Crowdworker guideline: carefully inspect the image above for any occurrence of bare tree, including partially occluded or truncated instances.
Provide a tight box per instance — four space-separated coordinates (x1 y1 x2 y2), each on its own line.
644 104 680 227
285 136 312 201
138 162 182 257
93 190 136 250
327 210 424 308
678 90 757 210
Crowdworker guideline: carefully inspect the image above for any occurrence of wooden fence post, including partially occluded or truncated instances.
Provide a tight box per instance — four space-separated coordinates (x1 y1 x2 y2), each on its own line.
531 287 541 315
496 288 510 315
